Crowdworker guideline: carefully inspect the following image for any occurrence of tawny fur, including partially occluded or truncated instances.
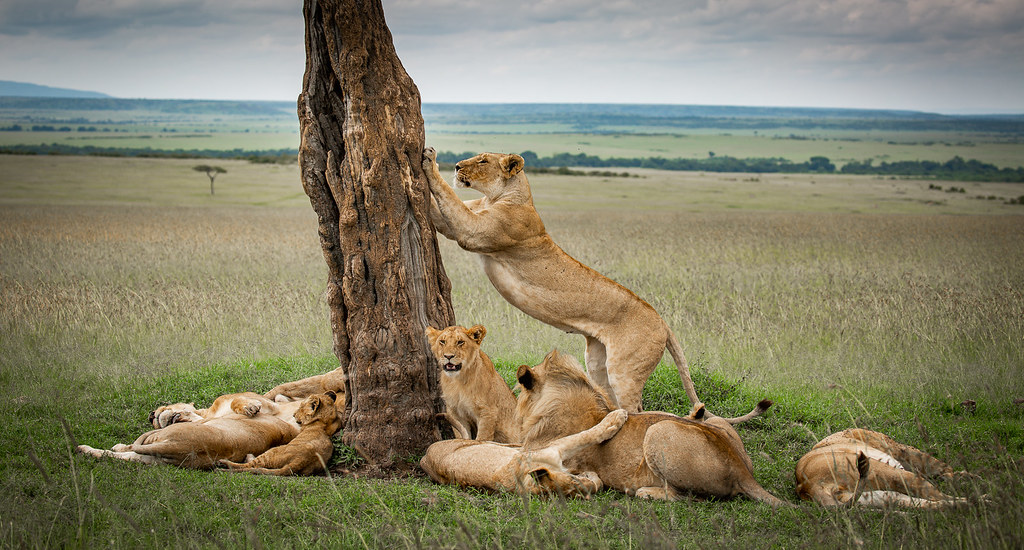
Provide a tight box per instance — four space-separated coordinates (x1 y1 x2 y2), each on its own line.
795 428 972 508
426 324 520 443
220 392 342 476
421 409 628 497
77 413 298 470
422 147 706 413
149 392 303 429
263 368 346 404
516 350 784 506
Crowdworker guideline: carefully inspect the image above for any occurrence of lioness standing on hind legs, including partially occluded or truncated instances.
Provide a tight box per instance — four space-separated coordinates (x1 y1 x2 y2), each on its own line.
422 148 719 414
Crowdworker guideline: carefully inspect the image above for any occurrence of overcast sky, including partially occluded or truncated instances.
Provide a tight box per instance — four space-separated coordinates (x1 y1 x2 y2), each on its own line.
1 0 1022 113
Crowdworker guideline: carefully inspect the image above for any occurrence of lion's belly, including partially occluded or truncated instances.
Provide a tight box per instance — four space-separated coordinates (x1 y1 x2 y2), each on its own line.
477 250 651 336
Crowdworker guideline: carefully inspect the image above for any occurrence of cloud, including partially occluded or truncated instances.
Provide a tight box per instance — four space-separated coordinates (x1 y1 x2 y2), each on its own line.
0 0 1021 110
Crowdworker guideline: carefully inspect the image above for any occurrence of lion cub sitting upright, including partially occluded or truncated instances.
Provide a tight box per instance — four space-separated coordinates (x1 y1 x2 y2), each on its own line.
426 324 520 443
221 392 342 476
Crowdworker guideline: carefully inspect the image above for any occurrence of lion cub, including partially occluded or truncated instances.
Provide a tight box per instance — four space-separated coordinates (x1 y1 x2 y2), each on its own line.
426 324 520 443
796 428 972 508
220 392 342 476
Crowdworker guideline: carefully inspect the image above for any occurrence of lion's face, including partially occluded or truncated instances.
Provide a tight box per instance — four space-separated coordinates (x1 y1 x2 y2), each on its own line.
150 403 202 428
425 324 487 377
452 153 524 199
293 392 341 434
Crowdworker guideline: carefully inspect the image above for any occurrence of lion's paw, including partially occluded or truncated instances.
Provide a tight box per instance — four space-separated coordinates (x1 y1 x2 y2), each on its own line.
77 445 102 457
242 401 262 417
422 147 437 170
597 409 628 439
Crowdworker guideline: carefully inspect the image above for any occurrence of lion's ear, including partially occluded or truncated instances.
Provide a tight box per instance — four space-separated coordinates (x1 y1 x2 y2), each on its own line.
325 391 337 403
516 365 535 390
501 154 524 177
425 326 440 340
467 324 486 345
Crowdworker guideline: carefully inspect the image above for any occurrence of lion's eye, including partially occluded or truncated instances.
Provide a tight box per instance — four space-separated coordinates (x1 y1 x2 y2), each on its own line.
477 159 487 164
457 340 464 346
438 340 445 345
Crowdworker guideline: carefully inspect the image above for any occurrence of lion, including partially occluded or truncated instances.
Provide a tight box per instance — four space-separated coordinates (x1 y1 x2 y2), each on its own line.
421 408 628 497
149 391 303 429
220 392 342 476
426 324 520 443
515 349 784 506
422 147 708 413
264 368 346 404
77 412 298 470
795 428 972 508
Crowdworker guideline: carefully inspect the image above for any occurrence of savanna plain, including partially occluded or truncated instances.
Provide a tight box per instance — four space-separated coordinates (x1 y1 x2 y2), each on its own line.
1 148 1023 548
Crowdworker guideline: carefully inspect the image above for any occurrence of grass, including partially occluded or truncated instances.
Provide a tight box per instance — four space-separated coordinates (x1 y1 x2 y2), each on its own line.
1 153 1023 548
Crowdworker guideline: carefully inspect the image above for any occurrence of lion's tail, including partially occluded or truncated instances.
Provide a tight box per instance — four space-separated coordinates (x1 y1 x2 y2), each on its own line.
664 328 700 406
721 399 773 425
666 326 772 425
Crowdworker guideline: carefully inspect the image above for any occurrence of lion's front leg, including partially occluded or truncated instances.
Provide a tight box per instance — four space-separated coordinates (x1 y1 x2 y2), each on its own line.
421 147 498 251
429 195 457 240
421 147 455 201
422 148 457 238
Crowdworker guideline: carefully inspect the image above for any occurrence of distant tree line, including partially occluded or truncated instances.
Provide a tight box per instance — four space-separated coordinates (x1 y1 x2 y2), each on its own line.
4 143 1023 182
0 143 296 164
434 150 1023 182
839 156 1024 182
434 150 838 174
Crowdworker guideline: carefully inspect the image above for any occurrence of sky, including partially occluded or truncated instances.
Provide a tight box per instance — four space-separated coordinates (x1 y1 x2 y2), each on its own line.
1 0 1023 114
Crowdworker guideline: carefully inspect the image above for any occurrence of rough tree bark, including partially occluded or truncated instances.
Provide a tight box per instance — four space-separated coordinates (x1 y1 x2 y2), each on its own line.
297 0 455 467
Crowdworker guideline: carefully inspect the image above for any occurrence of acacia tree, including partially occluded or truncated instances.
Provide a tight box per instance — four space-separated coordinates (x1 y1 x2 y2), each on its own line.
193 165 226 195
297 0 455 468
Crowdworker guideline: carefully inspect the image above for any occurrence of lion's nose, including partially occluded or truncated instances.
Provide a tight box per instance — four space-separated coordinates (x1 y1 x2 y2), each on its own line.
444 354 455 359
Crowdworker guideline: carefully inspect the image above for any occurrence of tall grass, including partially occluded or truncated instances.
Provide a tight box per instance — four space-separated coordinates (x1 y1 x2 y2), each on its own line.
1 154 1022 548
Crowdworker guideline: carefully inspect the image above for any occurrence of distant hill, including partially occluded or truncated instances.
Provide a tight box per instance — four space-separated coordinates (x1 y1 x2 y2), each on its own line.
0 80 111 99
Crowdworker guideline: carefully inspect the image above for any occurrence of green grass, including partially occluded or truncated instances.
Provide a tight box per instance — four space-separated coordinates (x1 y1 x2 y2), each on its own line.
2 154 1023 548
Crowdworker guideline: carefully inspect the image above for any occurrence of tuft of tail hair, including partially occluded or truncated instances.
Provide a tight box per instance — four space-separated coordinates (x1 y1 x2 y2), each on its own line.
723 399 773 425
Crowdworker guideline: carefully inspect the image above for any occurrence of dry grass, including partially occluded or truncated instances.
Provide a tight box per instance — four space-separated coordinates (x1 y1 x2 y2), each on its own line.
1 154 1023 548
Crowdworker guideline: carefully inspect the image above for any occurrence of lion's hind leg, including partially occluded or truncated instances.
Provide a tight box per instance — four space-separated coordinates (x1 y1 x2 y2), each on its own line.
603 334 664 413
77 444 166 466
862 456 962 505
855 490 967 509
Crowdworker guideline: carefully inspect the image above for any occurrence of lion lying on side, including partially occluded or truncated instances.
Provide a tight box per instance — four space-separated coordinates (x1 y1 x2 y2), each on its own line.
421 409 628 497
149 391 303 429
77 413 298 470
421 147 707 413
78 391 305 469
795 428 971 508
426 324 520 443
516 350 784 506
220 392 341 476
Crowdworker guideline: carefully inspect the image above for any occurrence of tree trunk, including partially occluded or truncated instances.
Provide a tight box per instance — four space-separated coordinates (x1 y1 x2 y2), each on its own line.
297 0 455 468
